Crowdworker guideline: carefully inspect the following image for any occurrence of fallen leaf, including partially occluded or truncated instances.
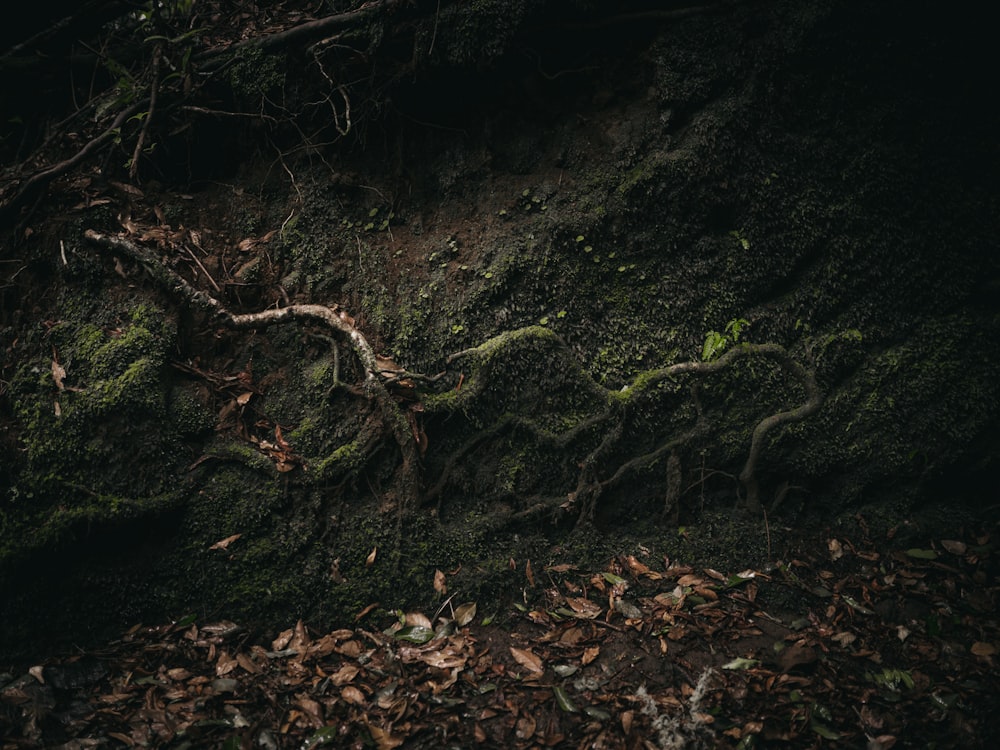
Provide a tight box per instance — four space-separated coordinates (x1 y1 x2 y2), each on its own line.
405 611 433 629
510 646 544 676
394 625 435 644
454 601 477 627
547 563 576 573
553 685 579 712
236 652 261 674
940 539 967 555
621 709 634 734
272 627 293 651
515 713 536 739
341 685 366 705
330 664 359 686
215 651 238 676
366 721 404 750
209 533 242 551
565 596 602 619
366 547 377 566
971 641 996 657
722 657 760 671
51 358 66 390
434 569 447 594
828 538 844 560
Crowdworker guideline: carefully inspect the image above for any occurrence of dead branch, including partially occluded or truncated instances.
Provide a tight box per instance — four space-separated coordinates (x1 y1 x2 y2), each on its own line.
0 100 147 225
129 43 163 182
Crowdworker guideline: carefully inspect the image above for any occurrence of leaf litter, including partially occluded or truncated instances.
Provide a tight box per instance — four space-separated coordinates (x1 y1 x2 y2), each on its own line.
2 527 998 749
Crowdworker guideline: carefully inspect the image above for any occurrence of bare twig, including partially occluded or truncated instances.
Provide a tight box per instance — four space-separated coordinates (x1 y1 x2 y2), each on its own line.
129 43 163 182
0 100 147 223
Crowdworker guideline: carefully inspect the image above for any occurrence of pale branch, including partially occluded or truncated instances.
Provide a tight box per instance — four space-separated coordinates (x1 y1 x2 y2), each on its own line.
82 229 420 506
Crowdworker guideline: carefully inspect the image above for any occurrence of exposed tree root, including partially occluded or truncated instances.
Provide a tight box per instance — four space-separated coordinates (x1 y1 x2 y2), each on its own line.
83 229 421 507
429 327 823 521
83 230 821 526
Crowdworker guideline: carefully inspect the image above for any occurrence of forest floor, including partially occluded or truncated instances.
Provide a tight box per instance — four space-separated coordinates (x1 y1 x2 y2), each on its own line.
3 520 998 749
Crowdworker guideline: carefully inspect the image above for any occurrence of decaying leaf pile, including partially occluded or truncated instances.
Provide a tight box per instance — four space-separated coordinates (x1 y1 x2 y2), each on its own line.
2 527 998 749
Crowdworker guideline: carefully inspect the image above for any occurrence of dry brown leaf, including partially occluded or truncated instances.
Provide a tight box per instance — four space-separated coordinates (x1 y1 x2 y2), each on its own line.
546 563 575 573
434 569 447 594
51 359 66 390
525 559 535 586
366 546 378 566
971 641 996 657
419 649 467 670
565 596 602 619
621 709 634 734
515 713 536 740
331 664 359 686
236 652 261 674
288 620 311 652
294 695 324 727
209 533 242 551
940 539 967 555
366 720 405 750
406 611 433 629
272 627 293 651
510 646 544 675
454 601 477 627
828 538 844 560
625 555 648 574
582 645 600 665
215 651 238 676
341 685 366 705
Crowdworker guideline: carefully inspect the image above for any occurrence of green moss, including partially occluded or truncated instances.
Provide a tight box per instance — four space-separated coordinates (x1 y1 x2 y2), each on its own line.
312 437 368 480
